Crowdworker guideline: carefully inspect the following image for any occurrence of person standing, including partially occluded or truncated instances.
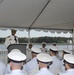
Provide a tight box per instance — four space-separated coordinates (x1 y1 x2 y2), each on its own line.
0 61 6 75
59 54 74 75
49 45 62 75
26 43 33 62
5 49 22 74
40 42 48 53
60 48 72 73
33 53 54 75
23 47 41 75
5 50 28 75
5 29 19 47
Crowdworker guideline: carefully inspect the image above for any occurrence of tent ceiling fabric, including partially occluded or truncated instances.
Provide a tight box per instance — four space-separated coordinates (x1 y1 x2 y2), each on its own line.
0 0 74 33
0 0 48 28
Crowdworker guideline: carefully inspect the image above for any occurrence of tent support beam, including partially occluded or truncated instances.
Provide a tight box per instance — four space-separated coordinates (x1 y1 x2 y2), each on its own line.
72 27 74 55
28 0 51 29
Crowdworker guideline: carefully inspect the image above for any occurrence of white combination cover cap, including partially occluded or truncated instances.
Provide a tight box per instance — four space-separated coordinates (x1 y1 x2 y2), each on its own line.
37 53 52 62
64 54 74 64
8 51 26 61
31 47 41 53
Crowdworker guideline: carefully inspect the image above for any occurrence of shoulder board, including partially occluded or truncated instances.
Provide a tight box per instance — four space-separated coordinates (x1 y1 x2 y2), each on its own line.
7 36 10 38
15 36 17 37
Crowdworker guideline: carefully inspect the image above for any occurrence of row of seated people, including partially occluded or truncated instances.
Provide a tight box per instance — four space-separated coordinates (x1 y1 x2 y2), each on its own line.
0 45 74 75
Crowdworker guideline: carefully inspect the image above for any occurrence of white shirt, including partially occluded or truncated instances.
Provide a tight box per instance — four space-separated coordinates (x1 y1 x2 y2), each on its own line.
5 64 11 74
5 35 19 47
5 64 28 75
40 48 48 54
0 61 6 75
23 57 39 75
59 69 74 75
26 48 32 62
33 68 54 75
49 56 62 75
5 69 28 75
60 59 65 73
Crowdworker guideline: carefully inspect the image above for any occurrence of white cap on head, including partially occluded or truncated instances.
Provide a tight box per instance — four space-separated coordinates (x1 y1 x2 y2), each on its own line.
31 47 41 54
63 48 72 54
8 52 26 62
37 53 52 62
49 45 58 51
64 54 74 64
42 42 46 45
10 49 21 53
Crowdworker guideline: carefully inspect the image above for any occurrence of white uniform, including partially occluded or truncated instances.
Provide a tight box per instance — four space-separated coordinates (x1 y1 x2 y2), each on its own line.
23 57 39 75
49 56 62 75
60 59 65 73
5 64 11 74
5 64 28 75
59 69 74 75
0 61 6 75
5 69 28 75
33 68 54 75
5 35 19 47
40 48 48 53
26 48 32 62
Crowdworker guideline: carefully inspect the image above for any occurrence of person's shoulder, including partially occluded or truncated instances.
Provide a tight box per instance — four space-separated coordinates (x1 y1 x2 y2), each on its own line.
6 36 10 38
4 73 11 75
59 73 66 75
0 61 5 65
15 36 18 38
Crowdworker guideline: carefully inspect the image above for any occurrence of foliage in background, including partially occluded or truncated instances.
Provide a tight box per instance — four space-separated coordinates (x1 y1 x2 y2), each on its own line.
0 37 72 44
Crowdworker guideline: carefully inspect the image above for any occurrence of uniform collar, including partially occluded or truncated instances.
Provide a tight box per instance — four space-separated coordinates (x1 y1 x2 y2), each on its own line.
11 69 22 73
40 67 48 71
66 69 74 72
52 56 56 58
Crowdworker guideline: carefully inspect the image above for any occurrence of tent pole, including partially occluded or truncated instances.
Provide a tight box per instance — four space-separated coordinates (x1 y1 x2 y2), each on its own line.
28 29 30 43
72 27 74 55
29 0 51 29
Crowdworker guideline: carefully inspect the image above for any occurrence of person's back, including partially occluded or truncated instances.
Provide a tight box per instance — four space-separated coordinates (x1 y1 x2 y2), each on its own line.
49 45 61 75
5 69 28 75
33 53 54 75
5 63 11 74
23 47 41 75
59 69 74 75
0 61 6 75
4 49 28 75
59 54 74 75
24 57 39 75
49 56 61 75
34 68 54 75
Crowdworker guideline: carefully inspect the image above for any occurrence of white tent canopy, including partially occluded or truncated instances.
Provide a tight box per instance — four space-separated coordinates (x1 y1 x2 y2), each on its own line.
0 0 74 33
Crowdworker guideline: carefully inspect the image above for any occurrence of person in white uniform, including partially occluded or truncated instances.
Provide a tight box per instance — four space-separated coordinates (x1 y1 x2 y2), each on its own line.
33 53 54 75
49 45 62 75
5 49 22 74
4 29 19 47
60 48 72 73
59 54 74 75
5 49 28 75
0 61 6 75
23 47 41 75
52 43 56 46
40 42 48 53
26 43 33 62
